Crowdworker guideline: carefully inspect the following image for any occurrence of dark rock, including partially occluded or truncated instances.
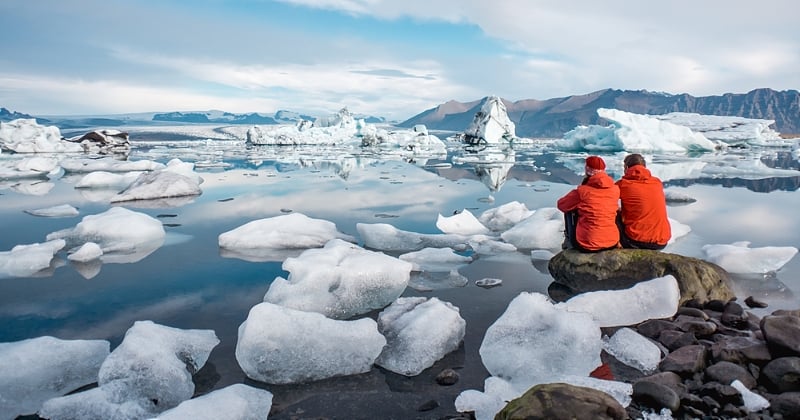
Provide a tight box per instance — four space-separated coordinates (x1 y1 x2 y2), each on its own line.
677 306 710 320
698 382 743 406
636 372 685 393
724 301 744 315
761 315 800 357
417 399 439 411
705 299 728 312
705 361 757 389
701 395 721 411
637 319 678 339
435 368 460 386
494 383 628 420
720 402 745 418
710 336 772 365
674 315 718 337
659 330 698 351
745 295 769 308
769 391 800 419
773 309 800 317
632 381 680 411
762 357 800 393
684 299 704 309
660 345 707 376
547 249 734 305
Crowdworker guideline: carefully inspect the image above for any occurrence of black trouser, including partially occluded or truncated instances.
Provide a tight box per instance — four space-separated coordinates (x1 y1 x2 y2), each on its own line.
616 212 667 250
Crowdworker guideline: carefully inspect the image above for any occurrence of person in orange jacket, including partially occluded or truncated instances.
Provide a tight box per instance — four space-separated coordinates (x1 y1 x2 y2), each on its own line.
557 156 620 252
615 153 671 249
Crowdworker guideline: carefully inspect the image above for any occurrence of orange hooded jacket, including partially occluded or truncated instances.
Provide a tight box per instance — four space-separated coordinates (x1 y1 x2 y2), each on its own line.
557 172 620 251
616 165 671 246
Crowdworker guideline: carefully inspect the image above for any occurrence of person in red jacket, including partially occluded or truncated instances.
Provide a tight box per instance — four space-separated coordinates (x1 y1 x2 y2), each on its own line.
557 156 620 252
615 153 671 249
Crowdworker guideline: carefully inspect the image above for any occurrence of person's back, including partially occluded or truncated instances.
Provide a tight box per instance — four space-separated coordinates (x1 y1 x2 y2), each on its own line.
557 156 620 251
616 154 671 249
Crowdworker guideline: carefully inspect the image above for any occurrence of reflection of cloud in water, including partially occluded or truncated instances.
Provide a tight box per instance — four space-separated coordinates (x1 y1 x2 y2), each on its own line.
219 247 304 263
99 238 165 264
71 259 103 279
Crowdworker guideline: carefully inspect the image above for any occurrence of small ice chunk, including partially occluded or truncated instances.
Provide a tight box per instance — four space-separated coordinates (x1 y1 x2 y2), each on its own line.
436 210 490 235
0 336 109 419
557 275 680 327
375 297 466 376
475 278 503 288
219 212 355 250
668 218 691 244
235 302 386 384
399 247 473 272
702 241 798 273
264 239 412 319
74 171 143 189
603 327 662 373
157 384 273 420
110 170 201 203
664 188 697 203
67 242 103 262
500 207 564 250
0 239 65 278
478 201 534 232
731 379 770 412
24 204 79 218
357 222 468 252
530 249 555 260
467 235 517 255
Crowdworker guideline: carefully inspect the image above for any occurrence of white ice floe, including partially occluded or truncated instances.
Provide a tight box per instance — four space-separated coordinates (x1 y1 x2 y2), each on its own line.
479 292 602 390
110 170 202 203
466 235 518 256
357 222 469 252
500 207 564 250
0 239 65 278
0 118 83 153
263 239 412 319
654 112 782 146
455 377 519 420
0 156 61 180
235 302 386 384
67 242 103 262
436 209 491 236
74 171 144 189
668 218 691 245
39 321 219 419
399 247 473 272
702 241 798 273
557 276 680 327
664 188 697 204
478 201 534 232
0 336 109 419
358 122 447 154
731 379 770 412
375 297 466 376
46 207 165 263
247 108 358 146
219 212 355 252
156 384 273 420
558 108 720 152
24 204 79 217
602 327 662 374
60 157 165 173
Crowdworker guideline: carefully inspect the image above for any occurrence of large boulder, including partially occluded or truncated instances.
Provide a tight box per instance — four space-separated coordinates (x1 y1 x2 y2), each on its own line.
547 249 734 305
495 382 628 420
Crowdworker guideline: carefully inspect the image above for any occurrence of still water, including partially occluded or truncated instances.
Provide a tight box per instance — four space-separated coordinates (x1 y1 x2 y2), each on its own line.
1 136 799 418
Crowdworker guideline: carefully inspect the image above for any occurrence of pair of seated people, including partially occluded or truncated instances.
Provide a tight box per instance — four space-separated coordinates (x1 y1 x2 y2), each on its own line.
557 154 671 252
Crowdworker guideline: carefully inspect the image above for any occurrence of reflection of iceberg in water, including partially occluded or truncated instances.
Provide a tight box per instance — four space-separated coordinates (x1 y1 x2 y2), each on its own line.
219 247 305 263
453 149 516 193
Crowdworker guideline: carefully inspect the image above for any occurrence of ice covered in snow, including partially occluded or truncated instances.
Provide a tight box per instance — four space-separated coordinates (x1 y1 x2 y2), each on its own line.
235 302 386 384
357 222 469 252
436 209 491 235
463 96 517 145
0 336 109 419
602 327 662 373
110 169 202 203
247 108 360 146
46 207 165 263
0 118 83 153
654 112 782 146
358 122 447 153
263 239 412 319
558 108 720 152
557 275 680 327
375 297 466 376
479 292 602 390
0 156 60 179
500 207 564 250
731 379 770 412
219 212 355 253
156 384 273 420
478 201 534 232
74 171 144 189
399 247 473 272
664 188 697 204
24 204 79 217
702 241 798 273
0 239 65 278
39 321 219 419
67 242 103 262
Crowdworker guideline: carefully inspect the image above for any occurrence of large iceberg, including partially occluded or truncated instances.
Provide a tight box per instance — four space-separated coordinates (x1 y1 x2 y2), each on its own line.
0 118 83 153
654 112 782 145
263 239 412 319
235 302 386 384
463 96 517 145
0 336 110 419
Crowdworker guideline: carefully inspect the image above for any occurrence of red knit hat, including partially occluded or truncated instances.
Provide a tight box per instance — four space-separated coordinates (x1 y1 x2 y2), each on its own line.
585 156 606 171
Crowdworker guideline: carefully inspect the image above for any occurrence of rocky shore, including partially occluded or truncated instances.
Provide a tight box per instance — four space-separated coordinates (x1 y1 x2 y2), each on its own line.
494 297 800 419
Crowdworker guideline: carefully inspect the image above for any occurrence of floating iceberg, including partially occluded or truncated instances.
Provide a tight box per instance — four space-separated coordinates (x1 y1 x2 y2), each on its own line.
219 212 355 252
0 239 65 278
0 118 83 153
156 384 273 420
702 241 798 273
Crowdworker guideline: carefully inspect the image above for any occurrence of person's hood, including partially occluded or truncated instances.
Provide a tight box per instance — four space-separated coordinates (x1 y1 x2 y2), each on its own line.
623 165 652 181
585 171 616 188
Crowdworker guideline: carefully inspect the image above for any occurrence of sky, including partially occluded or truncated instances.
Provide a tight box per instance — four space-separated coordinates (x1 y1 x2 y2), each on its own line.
0 0 798 121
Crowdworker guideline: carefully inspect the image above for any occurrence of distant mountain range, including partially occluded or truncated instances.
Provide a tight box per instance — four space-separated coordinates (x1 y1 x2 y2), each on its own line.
398 88 800 137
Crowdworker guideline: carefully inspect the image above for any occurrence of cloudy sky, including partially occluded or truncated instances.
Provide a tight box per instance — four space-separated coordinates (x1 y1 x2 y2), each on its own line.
1 0 797 120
